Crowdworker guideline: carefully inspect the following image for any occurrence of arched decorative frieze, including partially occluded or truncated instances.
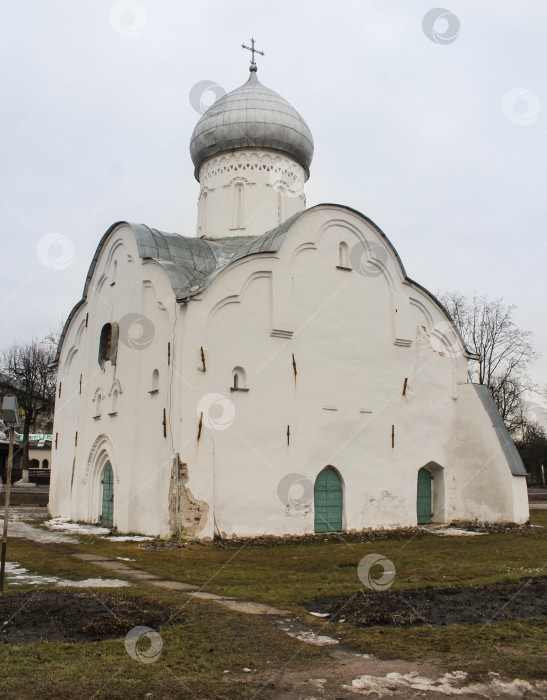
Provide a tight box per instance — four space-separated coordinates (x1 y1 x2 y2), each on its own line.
289 242 317 266
83 433 119 485
108 378 123 397
206 295 241 325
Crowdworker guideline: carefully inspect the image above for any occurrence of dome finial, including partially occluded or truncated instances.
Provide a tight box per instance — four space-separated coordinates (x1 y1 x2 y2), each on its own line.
242 37 264 72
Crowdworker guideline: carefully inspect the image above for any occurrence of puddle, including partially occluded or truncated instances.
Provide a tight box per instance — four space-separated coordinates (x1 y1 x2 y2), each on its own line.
5 562 130 588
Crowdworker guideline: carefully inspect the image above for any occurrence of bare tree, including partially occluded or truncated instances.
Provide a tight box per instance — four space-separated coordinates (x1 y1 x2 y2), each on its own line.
1 331 59 469
440 292 537 434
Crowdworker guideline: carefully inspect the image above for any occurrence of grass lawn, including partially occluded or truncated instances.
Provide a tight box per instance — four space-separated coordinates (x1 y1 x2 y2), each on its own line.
0 586 326 699
0 510 545 696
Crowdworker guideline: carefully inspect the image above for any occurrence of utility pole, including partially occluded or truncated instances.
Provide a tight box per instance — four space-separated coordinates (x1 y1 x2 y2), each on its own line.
1 396 20 593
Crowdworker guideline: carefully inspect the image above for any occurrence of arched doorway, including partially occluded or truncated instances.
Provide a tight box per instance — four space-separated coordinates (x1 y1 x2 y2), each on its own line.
417 467 433 524
100 462 114 527
314 467 343 533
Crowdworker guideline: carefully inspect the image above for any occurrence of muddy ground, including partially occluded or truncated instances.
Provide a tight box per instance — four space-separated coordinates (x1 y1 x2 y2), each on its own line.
306 577 547 627
0 590 176 644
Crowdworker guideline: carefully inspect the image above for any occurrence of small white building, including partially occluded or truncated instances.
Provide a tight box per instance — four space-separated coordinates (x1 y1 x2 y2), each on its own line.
50 63 528 538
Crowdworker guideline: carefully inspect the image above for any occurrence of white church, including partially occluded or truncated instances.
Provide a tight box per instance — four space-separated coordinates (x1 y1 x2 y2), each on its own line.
50 47 529 539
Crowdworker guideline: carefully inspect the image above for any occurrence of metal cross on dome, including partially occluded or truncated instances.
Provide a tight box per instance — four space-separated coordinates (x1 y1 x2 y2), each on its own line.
242 38 264 71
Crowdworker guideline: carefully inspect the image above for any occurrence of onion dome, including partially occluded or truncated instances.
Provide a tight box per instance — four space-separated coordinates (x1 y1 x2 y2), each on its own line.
190 71 314 180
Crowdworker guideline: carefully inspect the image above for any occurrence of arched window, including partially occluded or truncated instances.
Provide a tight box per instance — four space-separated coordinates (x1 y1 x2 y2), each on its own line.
110 260 117 286
98 323 119 368
231 366 248 392
277 186 286 224
94 392 102 418
42 459 49 469
111 389 119 414
232 182 244 229
199 191 208 236
150 369 160 394
29 459 40 469
338 241 350 269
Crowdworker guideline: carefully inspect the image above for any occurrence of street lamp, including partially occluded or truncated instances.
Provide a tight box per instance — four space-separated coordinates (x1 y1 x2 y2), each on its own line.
1 396 20 593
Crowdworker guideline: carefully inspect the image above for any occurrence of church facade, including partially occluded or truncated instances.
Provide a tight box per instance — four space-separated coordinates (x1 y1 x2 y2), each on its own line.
49 60 529 539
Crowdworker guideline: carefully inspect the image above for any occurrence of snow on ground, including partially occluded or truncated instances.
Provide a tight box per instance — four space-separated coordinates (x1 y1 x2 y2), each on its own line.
44 517 111 536
424 526 487 537
105 535 154 541
344 670 547 697
5 562 131 588
1 518 75 544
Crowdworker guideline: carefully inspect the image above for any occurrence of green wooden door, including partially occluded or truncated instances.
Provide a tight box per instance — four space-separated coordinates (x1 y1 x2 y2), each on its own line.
314 467 343 533
417 467 433 524
100 462 114 527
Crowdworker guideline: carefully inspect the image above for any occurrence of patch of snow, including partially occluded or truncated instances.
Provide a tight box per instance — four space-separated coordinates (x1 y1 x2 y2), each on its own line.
426 527 486 537
5 562 130 588
344 670 547 697
106 535 154 541
309 611 330 618
57 578 130 588
116 556 136 561
44 517 111 536
294 630 339 646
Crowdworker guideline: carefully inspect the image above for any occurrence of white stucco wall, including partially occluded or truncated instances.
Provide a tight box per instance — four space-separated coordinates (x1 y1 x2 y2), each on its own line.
50 205 528 538
50 225 177 536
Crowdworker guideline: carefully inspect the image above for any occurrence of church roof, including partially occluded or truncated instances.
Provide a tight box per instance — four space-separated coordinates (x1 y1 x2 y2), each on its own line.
189 72 314 180
54 205 475 367
129 212 302 300
53 213 302 364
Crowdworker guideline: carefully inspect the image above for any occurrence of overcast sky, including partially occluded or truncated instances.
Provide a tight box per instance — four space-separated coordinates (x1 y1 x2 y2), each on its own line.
1 1 546 403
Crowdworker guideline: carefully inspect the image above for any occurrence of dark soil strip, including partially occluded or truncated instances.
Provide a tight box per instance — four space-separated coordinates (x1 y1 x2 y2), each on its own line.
0 590 177 644
306 577 547 628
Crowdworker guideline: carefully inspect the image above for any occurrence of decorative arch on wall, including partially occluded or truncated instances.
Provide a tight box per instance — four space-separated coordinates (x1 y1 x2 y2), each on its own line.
92 388 103 418
84 434 119 524
289 242 317 266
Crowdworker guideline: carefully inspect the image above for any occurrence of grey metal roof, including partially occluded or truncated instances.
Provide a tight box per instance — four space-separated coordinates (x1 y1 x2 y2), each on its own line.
190 71 314 180
473 384 528 476
54 213 303 363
